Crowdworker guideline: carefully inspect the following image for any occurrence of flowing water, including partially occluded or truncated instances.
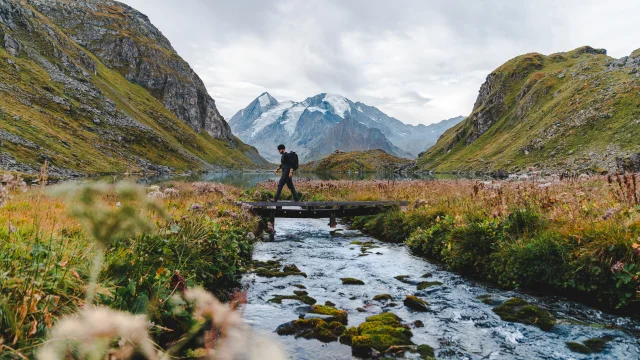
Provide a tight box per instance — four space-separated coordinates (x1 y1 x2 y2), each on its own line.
241 218 640 360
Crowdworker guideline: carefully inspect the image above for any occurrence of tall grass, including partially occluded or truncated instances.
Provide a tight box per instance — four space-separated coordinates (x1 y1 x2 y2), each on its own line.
0 175 279 358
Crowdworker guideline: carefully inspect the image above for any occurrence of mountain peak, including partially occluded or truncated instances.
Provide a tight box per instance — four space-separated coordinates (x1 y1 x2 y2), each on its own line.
322 93 351 118
257 92 277 107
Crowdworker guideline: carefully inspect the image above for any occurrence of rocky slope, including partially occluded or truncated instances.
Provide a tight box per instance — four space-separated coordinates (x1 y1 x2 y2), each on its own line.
417 46 640 174
0 0 268 177
229 92 463 163
300 149 411 173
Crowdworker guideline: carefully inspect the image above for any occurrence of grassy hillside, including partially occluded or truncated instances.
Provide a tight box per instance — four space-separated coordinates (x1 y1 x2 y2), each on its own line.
301 149 411 173
0 1 268 177
417 46 640 174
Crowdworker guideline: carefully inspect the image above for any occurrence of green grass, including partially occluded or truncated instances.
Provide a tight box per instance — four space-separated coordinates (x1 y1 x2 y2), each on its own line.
301 149 411 173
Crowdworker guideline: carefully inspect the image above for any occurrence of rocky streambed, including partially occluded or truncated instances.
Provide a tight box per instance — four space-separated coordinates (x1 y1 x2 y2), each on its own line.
241 218 640 359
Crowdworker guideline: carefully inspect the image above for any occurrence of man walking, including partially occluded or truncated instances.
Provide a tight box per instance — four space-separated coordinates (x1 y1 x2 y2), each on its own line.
271 144 299 202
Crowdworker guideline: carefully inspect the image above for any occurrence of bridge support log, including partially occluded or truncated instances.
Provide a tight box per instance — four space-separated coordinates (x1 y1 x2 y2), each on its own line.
329 211 337 228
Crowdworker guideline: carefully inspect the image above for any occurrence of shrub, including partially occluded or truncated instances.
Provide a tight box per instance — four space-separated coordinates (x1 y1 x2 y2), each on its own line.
442 220 501 276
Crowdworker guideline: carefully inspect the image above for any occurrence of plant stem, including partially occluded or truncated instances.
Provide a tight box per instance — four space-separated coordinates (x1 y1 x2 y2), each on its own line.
86 245 105 305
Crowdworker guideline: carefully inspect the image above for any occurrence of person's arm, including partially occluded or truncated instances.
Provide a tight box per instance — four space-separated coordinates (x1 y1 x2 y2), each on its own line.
288 168 293 178
274 165 281 174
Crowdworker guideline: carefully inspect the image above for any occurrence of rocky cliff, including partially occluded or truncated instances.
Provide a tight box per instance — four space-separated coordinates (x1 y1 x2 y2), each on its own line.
417 46 640 174
0 0 268 176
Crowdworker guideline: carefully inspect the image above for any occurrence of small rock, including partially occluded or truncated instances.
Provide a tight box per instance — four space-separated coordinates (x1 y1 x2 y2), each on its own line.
404 295 429 312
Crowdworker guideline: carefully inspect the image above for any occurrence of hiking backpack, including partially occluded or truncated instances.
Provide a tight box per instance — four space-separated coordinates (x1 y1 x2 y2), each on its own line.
289 152 299 170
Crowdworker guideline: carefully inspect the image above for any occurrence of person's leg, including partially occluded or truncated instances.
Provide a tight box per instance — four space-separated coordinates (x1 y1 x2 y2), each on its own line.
274 174 287 201
286 177 299 201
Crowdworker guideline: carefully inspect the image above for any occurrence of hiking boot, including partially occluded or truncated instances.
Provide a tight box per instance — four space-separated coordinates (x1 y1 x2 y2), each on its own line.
268 198 278 203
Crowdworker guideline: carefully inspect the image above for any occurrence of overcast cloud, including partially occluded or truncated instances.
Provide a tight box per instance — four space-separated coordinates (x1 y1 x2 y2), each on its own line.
121 0 640 125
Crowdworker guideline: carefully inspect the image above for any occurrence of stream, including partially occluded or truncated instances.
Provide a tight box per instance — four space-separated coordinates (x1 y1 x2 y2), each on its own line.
241 218 640 359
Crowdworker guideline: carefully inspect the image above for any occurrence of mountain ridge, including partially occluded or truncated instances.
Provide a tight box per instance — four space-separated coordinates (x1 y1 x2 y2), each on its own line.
0 0 269 176
417 46 640 174
230 92 464 163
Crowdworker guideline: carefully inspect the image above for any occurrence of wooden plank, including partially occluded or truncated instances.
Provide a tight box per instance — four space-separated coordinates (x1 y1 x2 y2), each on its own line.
237 200 409 208
251 207 388 218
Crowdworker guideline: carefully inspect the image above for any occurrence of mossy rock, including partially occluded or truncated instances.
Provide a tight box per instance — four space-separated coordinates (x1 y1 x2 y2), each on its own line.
356 307 366 312
283 264 301 272
417 281 442 290
492 297 555 331
276 318 345 343
341 277 365 285
255 266 307 278
269 290 317 305
347 312 414 356
324 300 335 306
394 275 413 284
413 320 424 328
421 273 432 278
292 284 306 289
373 294 393 302
566 336 613 354
404 295 429 312
413 344 436 359
310 305 348 324
339 326 359 345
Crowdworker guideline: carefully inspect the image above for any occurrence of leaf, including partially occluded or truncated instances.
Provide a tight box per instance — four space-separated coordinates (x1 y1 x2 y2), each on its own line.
28 320 38 336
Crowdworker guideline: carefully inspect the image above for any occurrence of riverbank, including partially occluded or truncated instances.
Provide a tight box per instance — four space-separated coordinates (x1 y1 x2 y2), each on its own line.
0 176 261 357
252 176 640 313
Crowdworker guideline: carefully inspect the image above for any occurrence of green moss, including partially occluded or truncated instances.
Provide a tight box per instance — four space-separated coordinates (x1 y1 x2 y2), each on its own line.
567 336 613 354
373 294 393 302
421 273 433 278
310 305 348 324
416 281 442 290
492 298 555 331
277 318 345 343
341 277 365 285
415 344 436 359
254 261 306 278
404 295 429 312
255 268 307 278
344 312 414 356
292 284 306 289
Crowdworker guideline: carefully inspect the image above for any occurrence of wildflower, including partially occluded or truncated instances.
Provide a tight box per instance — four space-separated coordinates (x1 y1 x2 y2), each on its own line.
116 201 121 207
8 221 17 233
611 261 625 273
163 188 179 197
190 203 203 211
146 185 160 193
38 306 157 360
147 190 165 199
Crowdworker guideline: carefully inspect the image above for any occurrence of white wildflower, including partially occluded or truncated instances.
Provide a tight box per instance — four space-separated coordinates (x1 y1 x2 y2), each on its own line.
38 307 157 360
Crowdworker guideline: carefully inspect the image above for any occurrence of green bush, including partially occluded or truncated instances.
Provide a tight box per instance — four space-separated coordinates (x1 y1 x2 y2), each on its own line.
502 208 544 238
491 231 572 289
441 220 501 276
407 217 454 258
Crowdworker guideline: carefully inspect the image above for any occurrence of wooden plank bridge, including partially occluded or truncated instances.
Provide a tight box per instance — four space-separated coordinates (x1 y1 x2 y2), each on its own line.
238 200 409 228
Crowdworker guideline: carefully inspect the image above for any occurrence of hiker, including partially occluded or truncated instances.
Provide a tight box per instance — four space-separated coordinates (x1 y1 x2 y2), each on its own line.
271 144 299 202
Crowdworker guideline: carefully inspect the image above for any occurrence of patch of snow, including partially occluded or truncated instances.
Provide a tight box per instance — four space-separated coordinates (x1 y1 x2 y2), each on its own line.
258 93 271 107
250 101 293 138
281 104 307 136
366 115 378 123
323 93 350 118
307 106 327 114
356 106 364 113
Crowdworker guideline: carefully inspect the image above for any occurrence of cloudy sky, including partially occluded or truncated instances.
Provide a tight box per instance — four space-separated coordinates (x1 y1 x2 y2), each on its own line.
122 0 640 125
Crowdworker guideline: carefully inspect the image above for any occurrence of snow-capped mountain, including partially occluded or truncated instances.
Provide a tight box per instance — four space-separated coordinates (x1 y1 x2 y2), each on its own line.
229 92 464 163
